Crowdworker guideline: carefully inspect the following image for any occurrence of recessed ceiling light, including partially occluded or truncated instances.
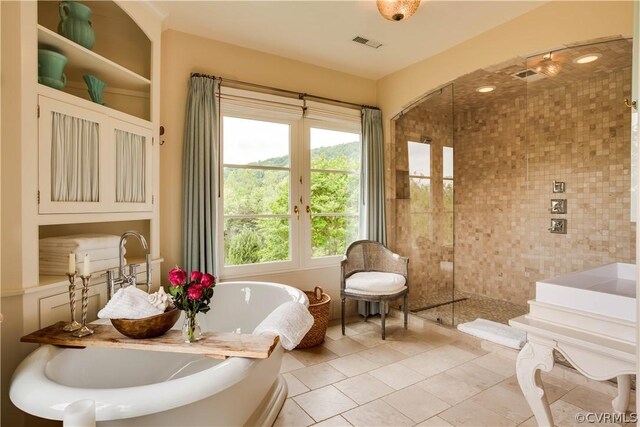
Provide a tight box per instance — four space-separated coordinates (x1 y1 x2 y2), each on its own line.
574 54 601 64
476 85 496 93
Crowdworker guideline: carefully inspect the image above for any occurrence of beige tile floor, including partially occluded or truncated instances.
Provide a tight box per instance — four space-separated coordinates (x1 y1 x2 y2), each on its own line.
274 316 635 427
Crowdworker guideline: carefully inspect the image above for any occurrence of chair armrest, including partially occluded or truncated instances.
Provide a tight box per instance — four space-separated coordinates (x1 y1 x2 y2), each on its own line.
379 251 408 277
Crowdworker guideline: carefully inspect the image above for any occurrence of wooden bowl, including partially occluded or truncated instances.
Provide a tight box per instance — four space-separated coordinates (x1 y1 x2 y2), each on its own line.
111 307 181 339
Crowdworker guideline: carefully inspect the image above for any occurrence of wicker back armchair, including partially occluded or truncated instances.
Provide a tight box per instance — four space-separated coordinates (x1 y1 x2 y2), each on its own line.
340 240 409 339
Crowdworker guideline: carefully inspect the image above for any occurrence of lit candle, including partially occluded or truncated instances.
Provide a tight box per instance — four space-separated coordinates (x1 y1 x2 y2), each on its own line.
68 252 76 275
83 254 90 277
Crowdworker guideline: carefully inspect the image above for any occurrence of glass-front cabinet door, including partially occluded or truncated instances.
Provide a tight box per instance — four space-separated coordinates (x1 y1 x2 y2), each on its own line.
38 96 106 213
38 95 153 214
110 118 153 211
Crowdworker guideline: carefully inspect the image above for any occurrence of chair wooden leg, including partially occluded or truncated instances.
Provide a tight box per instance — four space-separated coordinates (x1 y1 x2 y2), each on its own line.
381 301 386 340
341 297 346 335
403 294 409 330
363 301 369 322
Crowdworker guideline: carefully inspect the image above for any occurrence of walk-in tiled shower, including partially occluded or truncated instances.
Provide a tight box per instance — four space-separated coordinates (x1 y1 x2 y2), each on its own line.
389 38 635 326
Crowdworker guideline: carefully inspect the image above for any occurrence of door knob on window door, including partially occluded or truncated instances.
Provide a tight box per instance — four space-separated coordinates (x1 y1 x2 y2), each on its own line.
625 98 637 109
294 205 299 219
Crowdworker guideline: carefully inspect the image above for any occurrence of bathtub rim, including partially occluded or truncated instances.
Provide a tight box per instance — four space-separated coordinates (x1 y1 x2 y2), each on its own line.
10 281 306 422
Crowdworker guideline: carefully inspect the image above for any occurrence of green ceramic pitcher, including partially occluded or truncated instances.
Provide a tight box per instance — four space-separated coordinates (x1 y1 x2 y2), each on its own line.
58 1 95 50
38 49 68 90
83 75 107 105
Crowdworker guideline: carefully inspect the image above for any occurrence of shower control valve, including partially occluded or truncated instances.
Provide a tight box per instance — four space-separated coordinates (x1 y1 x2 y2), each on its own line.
549 199 567 214
552 181 566 193
548 219 567 234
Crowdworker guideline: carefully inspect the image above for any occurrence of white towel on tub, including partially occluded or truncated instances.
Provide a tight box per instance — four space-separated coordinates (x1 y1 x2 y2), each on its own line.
253 301 313 350
97 286 163 320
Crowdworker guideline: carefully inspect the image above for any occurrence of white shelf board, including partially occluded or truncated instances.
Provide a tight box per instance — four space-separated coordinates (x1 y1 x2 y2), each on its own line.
38 257 164 290
37 204 153 225
37 25 151 91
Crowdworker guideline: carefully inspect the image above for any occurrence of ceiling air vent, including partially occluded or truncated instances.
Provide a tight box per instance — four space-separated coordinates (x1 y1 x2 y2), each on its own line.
511 69 547 82
352 36 383 49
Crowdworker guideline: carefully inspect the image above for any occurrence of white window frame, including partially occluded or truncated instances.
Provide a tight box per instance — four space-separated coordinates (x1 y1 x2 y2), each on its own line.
217 90 364 277
302 118 363 269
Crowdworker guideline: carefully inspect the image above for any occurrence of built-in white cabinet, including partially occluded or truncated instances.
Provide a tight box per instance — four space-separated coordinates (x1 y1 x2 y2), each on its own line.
38 283 107 329
1 1 162 422
38 95 153 214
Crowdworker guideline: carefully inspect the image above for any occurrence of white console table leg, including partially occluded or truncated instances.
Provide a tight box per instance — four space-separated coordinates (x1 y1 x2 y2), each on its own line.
612 375 631 414
516 342 555 427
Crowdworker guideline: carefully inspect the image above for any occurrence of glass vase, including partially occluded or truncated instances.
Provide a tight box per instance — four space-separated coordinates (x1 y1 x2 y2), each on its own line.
182 310 203 343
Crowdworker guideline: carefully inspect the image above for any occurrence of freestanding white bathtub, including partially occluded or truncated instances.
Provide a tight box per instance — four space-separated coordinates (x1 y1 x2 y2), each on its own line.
10 281 308 426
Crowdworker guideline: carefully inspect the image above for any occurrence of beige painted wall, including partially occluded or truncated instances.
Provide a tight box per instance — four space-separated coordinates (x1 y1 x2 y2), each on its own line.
378 0 634 248
160 30 376 315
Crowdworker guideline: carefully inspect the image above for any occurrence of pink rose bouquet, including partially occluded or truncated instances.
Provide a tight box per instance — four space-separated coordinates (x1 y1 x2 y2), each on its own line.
167 267 216 342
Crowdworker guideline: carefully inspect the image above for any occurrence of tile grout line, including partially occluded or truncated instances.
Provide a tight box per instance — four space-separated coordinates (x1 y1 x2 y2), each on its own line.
281 319 622 427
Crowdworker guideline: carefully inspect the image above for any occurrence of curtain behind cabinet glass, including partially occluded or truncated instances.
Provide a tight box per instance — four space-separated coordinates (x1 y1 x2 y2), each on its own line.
115 129 146 203
51 112 100 202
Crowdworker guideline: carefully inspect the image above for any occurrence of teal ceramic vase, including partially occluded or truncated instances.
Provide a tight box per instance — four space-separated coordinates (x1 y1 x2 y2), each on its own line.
38 49 68 90
58 1 95 50
83 75 107 105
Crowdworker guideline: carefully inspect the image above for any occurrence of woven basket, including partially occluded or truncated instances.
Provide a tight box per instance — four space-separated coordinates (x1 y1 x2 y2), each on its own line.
296 286 331 349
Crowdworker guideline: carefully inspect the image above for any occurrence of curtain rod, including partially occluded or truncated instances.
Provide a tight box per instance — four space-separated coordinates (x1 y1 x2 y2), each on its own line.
190 72 379 111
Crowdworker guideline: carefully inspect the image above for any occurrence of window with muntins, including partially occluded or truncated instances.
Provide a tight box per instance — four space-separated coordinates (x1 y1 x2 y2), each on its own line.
219 88 363 276
408 140 431 240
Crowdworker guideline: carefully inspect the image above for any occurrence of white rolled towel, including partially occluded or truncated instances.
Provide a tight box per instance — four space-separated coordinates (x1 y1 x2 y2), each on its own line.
40 257 124 276
63 399 96 427
253 301 313 351
40 234 121 251
40 247 122 262
97 286 163 320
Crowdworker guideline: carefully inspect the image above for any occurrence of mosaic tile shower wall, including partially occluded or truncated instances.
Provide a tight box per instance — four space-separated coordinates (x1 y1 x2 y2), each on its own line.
390 38 635 309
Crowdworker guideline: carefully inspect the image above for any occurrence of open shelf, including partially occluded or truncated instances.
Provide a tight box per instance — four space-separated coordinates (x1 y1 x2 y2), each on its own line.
38 25 151 92
38 257 164 289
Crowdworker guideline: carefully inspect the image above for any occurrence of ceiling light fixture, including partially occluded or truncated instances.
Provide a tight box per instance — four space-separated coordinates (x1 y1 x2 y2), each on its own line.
536 52 561 77
376 0 421 22
573 53 602 64
476 85 496 93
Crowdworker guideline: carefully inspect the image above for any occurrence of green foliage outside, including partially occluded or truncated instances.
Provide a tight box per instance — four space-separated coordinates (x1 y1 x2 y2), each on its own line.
409 178 454 245
224 142 360 266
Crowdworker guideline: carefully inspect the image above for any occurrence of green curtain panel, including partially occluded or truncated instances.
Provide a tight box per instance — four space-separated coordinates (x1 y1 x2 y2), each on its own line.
182 76 218 274
362 108 387 246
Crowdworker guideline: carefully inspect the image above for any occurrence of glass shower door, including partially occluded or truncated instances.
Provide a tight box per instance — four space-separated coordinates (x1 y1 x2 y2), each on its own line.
395 84 455 325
